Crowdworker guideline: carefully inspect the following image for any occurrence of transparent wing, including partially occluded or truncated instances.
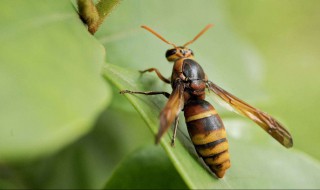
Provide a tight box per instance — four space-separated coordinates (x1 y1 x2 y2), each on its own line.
207 81 293 148
156 80 185 144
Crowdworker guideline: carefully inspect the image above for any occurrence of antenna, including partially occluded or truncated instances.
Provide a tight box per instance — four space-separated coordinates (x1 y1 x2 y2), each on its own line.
141 25 177 48
183 24 214 47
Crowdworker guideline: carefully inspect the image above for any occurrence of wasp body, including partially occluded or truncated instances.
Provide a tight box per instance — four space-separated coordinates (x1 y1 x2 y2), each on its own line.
168 48 230 177
121 25 293 178
184 99 230 178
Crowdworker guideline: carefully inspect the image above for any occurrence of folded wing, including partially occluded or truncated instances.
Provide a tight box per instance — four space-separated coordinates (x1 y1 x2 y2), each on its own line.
207 81 293 148
156 80 185 144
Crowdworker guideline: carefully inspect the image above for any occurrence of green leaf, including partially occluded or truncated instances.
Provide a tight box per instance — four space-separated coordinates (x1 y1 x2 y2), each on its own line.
103 63 320 189
95 0 121 21
102 64 213 188
0 1 110 161
104 145 188 189
13 100 153 189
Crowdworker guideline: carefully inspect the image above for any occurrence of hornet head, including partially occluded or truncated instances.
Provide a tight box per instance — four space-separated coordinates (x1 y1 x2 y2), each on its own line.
141 24 213 62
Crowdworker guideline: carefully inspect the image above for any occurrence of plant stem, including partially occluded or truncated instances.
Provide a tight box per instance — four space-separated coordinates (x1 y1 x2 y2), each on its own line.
77 0 121 34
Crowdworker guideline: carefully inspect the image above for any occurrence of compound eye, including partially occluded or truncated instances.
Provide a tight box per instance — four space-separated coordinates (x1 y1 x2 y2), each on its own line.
190 49 194 56
165 49 177 58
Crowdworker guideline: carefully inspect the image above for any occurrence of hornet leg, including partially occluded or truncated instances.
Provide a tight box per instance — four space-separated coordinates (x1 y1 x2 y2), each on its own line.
139 68 171 84
120 90 170 98
171 117 179 147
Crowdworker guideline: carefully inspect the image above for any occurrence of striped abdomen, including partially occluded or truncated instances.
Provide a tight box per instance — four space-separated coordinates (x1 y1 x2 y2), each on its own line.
184 99 230 178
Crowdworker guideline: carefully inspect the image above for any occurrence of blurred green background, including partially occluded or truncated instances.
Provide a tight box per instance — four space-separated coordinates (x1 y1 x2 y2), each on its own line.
1 0 320 189
228 0 320 159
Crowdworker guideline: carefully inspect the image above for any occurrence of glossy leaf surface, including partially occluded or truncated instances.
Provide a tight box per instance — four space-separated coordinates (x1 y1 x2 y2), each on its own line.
103 64 320 189
0 0 110 161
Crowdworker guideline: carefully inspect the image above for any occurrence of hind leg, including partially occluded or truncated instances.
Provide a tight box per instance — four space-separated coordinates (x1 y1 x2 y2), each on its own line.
170 117 179 147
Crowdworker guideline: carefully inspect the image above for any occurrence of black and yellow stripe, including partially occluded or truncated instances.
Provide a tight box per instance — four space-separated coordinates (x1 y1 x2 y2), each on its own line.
184 99 230 178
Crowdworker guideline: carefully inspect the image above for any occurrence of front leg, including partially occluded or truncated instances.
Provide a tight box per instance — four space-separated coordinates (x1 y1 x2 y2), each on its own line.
120 90 170 98
139 68 171 84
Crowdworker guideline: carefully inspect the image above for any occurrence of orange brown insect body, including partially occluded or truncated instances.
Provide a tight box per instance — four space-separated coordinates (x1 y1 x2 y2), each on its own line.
120 24 293 178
